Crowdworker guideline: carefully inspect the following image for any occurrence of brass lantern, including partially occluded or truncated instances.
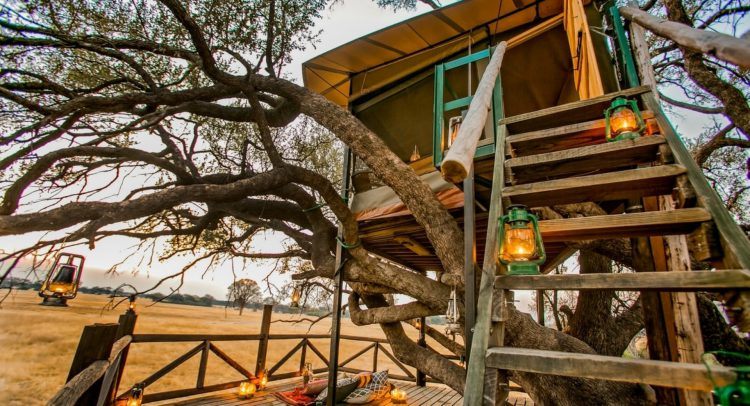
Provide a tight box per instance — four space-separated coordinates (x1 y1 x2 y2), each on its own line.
259 369 269 389
604 97 646 142
290 286 302 308
498 205 546 275
445 287 461 338
39 252 85 306
128 295 137 313
126 385 144 406
302 362 313 386
238 381 256 399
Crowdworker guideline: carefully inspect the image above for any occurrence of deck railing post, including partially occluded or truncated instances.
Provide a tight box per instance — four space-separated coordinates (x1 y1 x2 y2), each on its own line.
299 338 308 374
106 308 138 404
372 343 379 372
66 323 119 406
196 340 210 388
255 304 273 377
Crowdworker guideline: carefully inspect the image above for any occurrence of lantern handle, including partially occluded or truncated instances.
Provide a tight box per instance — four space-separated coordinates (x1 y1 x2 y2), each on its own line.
530 215 546 265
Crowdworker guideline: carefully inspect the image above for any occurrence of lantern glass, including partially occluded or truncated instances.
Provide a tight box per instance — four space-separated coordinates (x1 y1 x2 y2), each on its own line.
498 205 546 275
501 223 537 262
610 106 639 136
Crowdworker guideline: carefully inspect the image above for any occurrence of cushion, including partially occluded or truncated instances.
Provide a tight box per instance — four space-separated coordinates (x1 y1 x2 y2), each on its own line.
354 371 372 388
364 370 390 398
314 377 359 403
302 379 328 396
343 387 377 404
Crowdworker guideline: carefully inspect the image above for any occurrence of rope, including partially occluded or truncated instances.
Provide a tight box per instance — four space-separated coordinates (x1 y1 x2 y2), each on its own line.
336 236 361 249
302 202 326 212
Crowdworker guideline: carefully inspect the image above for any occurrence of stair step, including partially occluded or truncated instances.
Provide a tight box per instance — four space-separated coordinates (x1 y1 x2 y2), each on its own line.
485 347 735 391
503 164 685 208
506 111 655 157
499 85 651 134
539 207 711 242
494 269 750 291
505 136 666 184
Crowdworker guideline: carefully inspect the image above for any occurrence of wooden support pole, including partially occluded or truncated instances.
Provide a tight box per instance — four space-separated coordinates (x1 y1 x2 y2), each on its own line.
441 42 507 183
372 341 379 372
619 6 750 69
464 166 477 359
416 317 427 387
255 305 273 377
327 146 352 406
536 290 545 326
298 339 307 374
66 323 119 406
464 124 509 406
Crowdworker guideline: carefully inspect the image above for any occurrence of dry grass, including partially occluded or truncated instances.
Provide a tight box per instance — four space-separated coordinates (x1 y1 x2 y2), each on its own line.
0 290 445 405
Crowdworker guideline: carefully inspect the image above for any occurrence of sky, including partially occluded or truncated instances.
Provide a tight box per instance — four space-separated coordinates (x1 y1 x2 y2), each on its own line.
0 1 440 300
0 1 743 312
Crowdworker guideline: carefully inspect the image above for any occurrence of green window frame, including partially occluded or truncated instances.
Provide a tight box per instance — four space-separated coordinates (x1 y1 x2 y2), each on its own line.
432 47 504 167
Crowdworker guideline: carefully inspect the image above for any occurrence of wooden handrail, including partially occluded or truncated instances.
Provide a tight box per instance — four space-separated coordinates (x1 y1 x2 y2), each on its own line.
440 41 507 183
619 6 750 68
47 335 132 406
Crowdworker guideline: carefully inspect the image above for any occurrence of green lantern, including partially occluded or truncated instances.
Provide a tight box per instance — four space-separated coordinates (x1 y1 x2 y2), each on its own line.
717 366 750 405
497 205 546 275
604 97 646 142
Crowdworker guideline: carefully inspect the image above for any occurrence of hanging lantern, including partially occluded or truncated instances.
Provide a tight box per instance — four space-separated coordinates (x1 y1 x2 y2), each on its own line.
391 387 407 404
445 287 461 338
238 381 256 399
126 385 144 406
39 253 85 306
498 205 546 275
447 116 462 148
604 97 646 142
410 145 421 162
290 286 302 308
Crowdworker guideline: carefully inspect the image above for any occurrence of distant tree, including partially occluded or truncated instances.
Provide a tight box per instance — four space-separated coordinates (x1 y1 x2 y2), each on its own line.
227 279 262 315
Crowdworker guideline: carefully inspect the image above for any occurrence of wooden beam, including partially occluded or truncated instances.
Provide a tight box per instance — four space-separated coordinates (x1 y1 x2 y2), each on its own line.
539 207 711 241
441 42 507 183
255 305 273 376
132 334 262 343
65 323 119 406
485 347 736 391
506 111 655 157
619 6 750 68
505 136 666 184
499 86 651 134
494 269 750 291
503 164 686 208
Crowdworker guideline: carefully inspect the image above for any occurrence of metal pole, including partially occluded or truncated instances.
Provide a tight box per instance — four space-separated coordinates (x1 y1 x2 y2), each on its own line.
463 166 476 360
326 147 352 406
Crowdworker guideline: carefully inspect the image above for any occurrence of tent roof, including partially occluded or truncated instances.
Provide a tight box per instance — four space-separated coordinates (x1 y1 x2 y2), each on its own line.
302 0 566 106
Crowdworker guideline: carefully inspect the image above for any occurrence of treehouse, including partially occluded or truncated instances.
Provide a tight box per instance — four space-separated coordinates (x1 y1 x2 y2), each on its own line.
303 0 621 273
303 0 750 404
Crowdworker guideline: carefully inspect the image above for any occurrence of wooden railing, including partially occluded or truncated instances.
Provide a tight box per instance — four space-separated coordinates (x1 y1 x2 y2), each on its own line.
120 332 420 403
49 305 432 405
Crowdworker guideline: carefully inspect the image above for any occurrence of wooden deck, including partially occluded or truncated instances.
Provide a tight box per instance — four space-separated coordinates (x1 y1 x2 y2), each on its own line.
151 378 533 406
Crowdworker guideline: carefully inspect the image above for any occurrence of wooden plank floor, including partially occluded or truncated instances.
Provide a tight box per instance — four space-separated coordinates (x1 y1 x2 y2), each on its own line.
151 378 533 405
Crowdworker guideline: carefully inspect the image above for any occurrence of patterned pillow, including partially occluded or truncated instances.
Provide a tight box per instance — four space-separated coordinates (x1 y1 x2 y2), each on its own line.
363 370 390 398
343 387 377 404
314 377 359 403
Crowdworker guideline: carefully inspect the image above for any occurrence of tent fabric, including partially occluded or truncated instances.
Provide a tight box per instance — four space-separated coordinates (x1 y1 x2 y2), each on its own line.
564 0 605 99
352 171 464 221
303 0 570 107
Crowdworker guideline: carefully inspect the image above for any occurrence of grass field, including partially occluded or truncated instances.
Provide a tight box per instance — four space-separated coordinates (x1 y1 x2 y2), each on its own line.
0 290 442 405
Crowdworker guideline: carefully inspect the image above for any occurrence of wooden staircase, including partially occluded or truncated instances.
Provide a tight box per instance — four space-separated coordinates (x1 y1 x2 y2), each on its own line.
460 86 750 405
